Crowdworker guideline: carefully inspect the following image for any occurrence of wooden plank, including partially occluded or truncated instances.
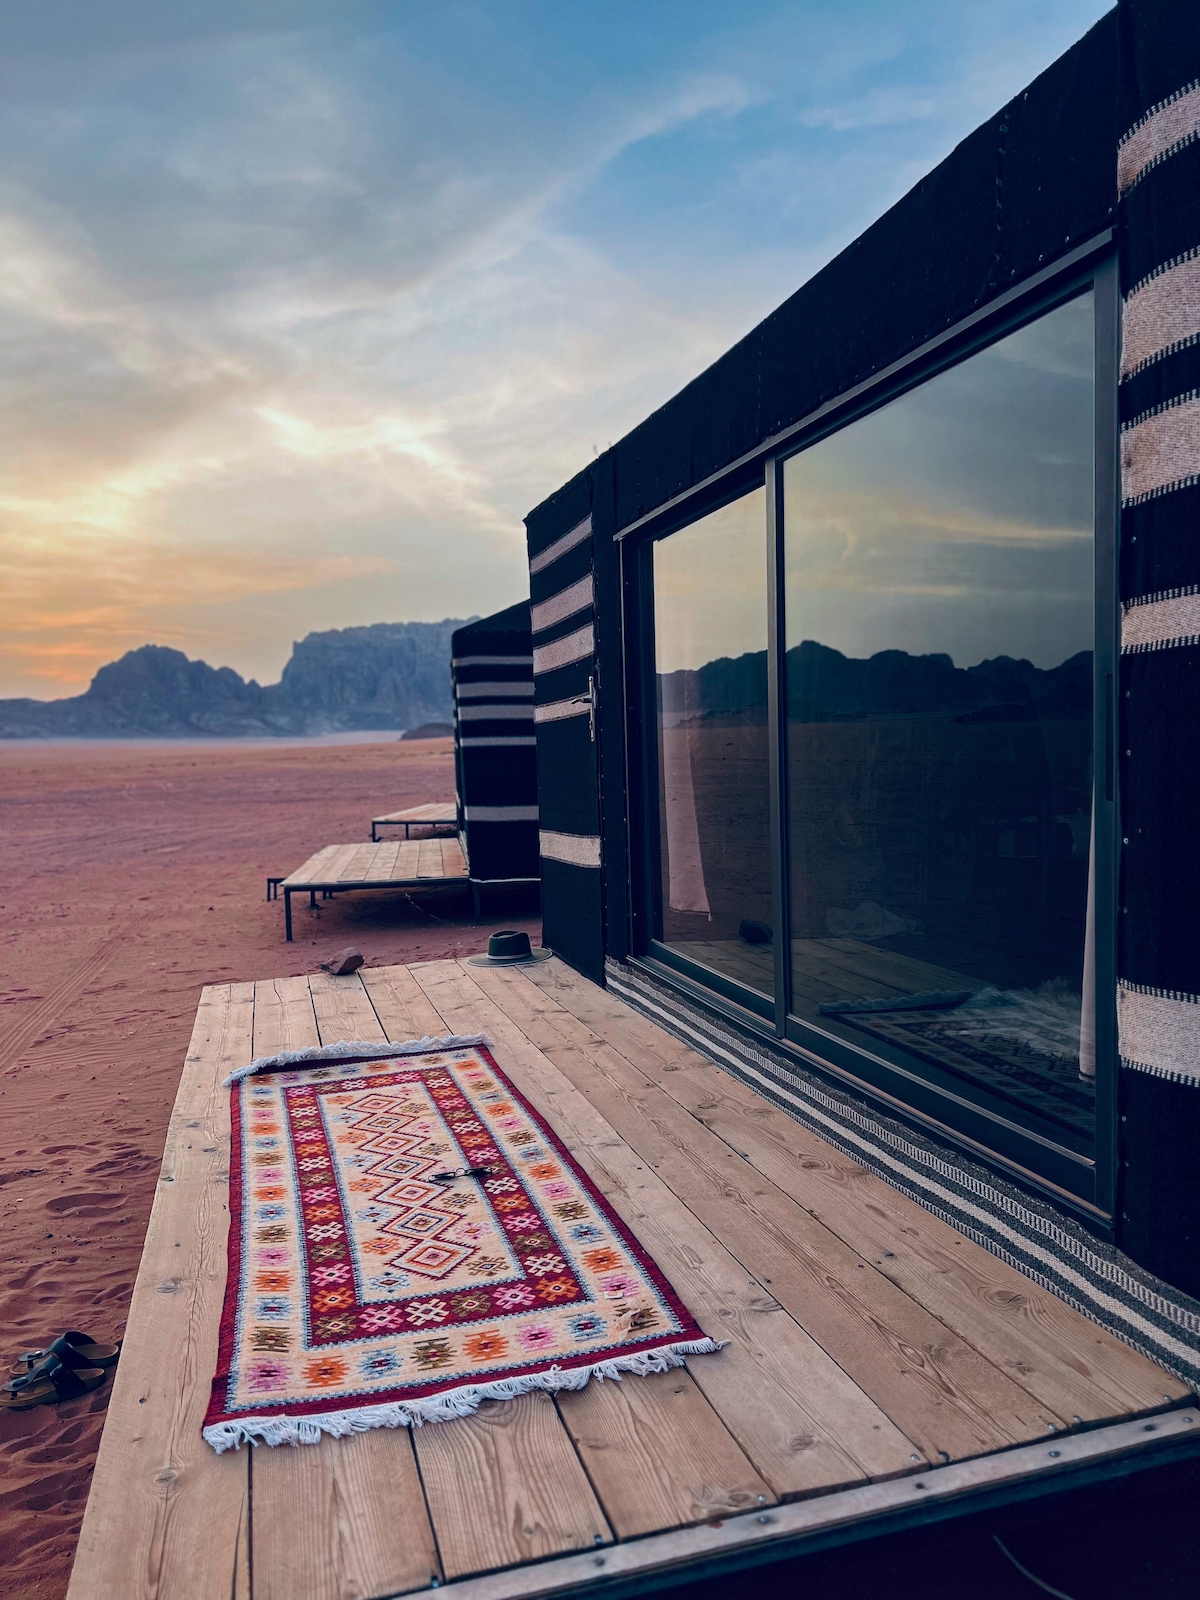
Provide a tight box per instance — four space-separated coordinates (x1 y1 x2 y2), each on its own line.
286 843 360 889
383 1408 1200 1600
251 975 318 1058
359 962 454 1041
66 984 255 1600
447 837 468 877
302 971 609 1585
417 838 441 878
309 969 388 1044
555 1369 775 1537
406 961 923 1494
282 844 342 888
396 840 422 879
245 976 444 1600
252 1426 442 1600
471 965 1062 1461
810 938 984 997
521 962 1188 1422
341 843 379 883
412 1392 611 1581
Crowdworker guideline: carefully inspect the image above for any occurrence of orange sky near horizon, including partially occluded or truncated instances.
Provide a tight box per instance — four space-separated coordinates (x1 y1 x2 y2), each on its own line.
0 2 1109 701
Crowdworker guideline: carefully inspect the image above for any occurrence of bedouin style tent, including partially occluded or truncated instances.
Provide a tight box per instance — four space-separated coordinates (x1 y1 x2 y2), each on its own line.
451 603 541 916
524 0 1200 1386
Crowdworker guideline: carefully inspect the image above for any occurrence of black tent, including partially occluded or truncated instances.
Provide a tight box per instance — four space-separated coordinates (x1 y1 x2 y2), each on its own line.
451 603 540 909
525 1 1200 1382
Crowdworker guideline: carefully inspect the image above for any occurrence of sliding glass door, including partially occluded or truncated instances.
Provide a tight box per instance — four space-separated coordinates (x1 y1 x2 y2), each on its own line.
650 489 774 1008
636 271 1114 1204
782 291 1097 1160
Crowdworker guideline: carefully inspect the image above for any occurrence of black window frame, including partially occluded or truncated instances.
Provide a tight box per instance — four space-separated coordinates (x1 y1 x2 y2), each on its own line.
620 236 1120 1225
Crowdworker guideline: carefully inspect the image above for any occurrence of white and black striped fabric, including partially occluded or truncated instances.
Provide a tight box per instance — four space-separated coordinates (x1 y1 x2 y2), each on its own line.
1117 0 1200 1295
525 506 605 981
450 604 539 884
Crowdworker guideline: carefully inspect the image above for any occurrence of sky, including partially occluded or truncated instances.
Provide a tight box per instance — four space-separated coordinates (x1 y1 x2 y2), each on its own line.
0 0 1112 700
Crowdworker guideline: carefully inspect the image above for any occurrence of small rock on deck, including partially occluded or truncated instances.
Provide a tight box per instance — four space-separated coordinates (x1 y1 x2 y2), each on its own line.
371 801 458 841
66 959 1194 1600
279 837 468 939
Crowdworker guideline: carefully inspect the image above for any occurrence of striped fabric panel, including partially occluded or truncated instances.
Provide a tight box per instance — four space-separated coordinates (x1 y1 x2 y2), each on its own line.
529 516 591 576
1115 5 1200 1182
1121 250 1200 378
1118 981 1200 1084
464 805 539 822
455 682 535 698
459 736 537 747
452 654 534 668
533 623 595 675
539 830 601 868
457 704 535 722
530 573 593 635
1118 79 1200 195
1121 586 1200 651
534 693 591 723
1120 391 1200 503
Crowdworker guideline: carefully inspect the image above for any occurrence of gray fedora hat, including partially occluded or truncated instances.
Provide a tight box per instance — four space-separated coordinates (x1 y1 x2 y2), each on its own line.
466 929 553 967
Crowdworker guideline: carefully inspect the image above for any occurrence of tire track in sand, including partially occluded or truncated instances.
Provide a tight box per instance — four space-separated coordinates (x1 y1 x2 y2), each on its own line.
0 929 126 1073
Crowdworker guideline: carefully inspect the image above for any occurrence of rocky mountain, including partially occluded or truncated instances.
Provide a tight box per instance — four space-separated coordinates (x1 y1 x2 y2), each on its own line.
659 640 1092 723
0 619 472 738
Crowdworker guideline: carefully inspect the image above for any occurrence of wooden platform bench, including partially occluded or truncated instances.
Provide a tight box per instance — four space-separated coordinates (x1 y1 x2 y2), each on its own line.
278 838 469 939
371 802 458 842
67 958 1197 1600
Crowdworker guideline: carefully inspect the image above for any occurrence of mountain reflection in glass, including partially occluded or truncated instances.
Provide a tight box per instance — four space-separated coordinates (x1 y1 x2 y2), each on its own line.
783 292 1095 1152
654 488 774 999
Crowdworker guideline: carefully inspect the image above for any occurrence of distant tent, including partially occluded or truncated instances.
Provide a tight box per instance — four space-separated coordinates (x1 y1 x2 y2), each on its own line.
451 603 540 897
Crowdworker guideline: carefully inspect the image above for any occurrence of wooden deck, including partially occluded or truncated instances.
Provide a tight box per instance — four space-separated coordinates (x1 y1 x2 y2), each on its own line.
279 838 469 939
372 802 458 841
68 958 1194 1600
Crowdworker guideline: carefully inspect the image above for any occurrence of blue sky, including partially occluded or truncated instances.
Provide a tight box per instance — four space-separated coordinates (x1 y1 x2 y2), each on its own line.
0 0 1111 697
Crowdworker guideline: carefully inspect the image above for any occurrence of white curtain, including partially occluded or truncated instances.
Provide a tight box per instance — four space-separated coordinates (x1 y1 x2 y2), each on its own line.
661 716 711 917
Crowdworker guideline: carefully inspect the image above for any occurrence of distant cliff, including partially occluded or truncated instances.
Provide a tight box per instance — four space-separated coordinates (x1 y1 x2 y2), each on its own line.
0 619 472 738
659 640 1093 722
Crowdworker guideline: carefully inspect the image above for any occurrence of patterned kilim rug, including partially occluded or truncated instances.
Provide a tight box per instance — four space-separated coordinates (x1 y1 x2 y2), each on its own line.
202 1035 723 1450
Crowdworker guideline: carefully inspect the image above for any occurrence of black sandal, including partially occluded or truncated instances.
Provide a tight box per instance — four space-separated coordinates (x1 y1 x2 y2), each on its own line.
10 1330 121 1376
1 1352 107 1410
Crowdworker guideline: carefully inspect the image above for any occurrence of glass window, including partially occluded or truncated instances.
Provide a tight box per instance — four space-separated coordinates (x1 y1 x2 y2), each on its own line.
783 292 1095 1152
653 488 774 999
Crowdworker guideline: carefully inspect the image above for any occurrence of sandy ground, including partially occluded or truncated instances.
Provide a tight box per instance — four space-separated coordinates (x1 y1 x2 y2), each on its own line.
0 737 540 1600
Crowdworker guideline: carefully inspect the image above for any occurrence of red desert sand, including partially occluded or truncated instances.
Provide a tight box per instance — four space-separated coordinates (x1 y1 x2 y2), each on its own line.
0 736 540 1600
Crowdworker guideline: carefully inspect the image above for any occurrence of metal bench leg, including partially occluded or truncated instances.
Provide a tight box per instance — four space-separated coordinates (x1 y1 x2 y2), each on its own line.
285 890 293 942
372 824 378 842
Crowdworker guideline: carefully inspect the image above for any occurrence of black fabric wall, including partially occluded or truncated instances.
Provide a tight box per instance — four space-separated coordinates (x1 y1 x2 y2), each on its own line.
525 482 605 984
451 604 539 884
606 11 1117 532
1115 0 1200 1298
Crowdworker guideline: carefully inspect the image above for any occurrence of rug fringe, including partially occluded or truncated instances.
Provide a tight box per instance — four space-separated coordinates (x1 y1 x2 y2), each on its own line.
201 1338 727 1452
222 1034 492 1087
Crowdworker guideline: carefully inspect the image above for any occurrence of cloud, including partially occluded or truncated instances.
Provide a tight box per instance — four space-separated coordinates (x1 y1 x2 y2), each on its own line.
0 1 1112 697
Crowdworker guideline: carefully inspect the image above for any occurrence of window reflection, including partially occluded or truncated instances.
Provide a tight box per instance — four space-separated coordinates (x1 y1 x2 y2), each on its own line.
783 293 1095 1150
654 489 773 999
